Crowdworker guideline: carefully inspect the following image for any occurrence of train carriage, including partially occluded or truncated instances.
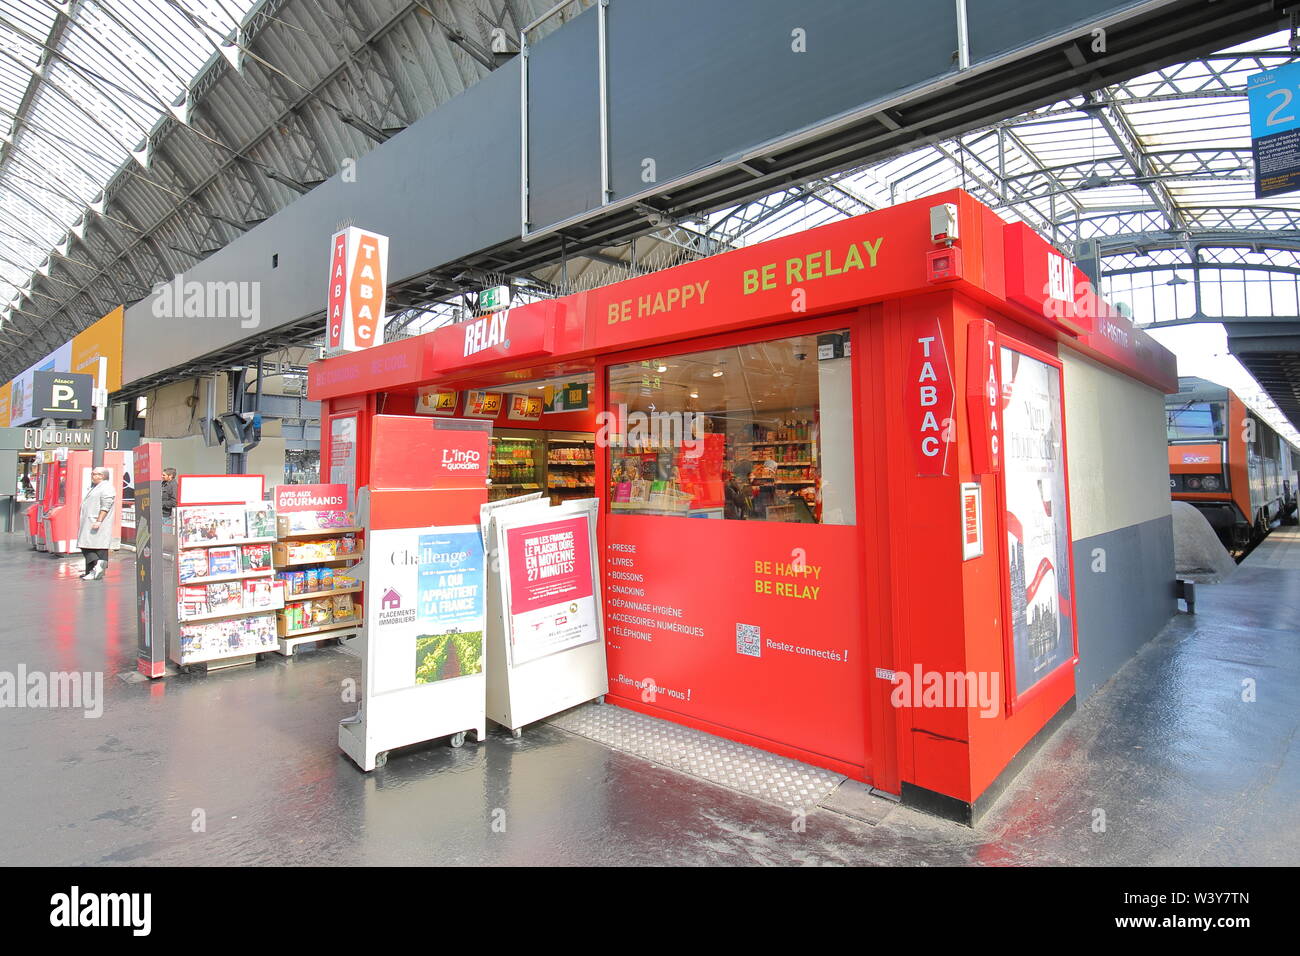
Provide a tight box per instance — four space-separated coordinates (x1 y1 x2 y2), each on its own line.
1167 376 1299 552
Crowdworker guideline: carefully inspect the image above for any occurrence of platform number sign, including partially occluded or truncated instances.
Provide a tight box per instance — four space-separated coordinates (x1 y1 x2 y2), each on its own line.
1248 63 1300 198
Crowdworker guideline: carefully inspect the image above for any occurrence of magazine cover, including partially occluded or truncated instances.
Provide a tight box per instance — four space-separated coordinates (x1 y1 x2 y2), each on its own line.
206 546 241 578
243 578 275 608
207 581 244 612
178 585 209 620
244 502 276 539
178 550 208 582
241 543 272 571
179 505 247 547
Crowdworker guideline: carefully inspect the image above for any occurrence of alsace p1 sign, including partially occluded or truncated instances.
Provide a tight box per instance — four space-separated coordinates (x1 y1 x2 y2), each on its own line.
326 227 390 352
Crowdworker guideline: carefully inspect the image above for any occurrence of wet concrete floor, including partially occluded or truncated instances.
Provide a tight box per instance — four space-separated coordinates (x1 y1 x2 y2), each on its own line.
0 531 1296 866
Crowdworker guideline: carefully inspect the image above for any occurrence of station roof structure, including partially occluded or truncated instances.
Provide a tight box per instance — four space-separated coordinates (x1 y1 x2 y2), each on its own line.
0 2 1297 439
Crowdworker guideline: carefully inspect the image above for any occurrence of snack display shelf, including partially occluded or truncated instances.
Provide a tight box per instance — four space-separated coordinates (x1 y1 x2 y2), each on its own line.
277 526 363 539
546 460 595 465
275 552 363 567
284 585 363 602
736 440 814 446
277 617 361 639
178 536 277 549
181 569 275 586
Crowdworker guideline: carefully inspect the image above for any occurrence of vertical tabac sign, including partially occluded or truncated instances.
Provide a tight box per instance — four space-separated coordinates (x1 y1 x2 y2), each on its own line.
906 317 954 476
326 227 390 352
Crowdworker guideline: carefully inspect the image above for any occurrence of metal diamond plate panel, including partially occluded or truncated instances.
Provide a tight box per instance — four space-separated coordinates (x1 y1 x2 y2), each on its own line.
547 702 845 811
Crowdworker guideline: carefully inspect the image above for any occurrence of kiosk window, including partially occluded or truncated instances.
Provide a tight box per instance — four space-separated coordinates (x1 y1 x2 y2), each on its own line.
607 329 855 524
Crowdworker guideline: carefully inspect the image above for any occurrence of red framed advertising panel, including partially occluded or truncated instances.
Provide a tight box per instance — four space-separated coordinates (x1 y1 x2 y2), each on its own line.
595 309 877 781
992 331 1079 716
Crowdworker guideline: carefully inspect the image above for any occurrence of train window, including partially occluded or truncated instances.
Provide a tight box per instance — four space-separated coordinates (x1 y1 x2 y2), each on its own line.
1167 401 1225 441
605 329 856 525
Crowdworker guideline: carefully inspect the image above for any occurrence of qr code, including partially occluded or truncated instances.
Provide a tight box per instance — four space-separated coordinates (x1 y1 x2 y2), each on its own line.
736 623 761 657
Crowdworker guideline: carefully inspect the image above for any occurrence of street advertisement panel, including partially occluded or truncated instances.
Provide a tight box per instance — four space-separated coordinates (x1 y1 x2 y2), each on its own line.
368 525 485 694
133 443 167 678
1000 347 1074 704
328 414 358 507
503 513 598 666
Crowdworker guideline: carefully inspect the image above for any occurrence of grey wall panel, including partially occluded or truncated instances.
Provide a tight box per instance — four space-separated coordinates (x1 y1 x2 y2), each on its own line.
605 0 958 207
1073 514 1176 701
527 5 602 230
967 0 1143 64
122 59 525 386
119 0 1163 388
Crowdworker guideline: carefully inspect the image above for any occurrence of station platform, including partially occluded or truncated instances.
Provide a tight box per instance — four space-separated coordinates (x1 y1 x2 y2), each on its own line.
0 529 1295 866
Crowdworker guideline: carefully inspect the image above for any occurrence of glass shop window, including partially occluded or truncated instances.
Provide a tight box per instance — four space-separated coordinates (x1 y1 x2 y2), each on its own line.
606 329 856 525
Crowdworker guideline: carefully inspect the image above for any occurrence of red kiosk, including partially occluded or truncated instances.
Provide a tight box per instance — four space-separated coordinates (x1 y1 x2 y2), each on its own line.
310 189 1177 822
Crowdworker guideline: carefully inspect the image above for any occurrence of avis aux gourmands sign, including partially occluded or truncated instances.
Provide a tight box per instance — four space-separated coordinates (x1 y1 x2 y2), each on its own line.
326 227 390 352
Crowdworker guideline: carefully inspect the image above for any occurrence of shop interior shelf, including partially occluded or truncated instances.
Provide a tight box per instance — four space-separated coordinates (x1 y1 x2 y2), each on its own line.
181 569 275 585
277 526 363 539
277 618 361 638
179 536 277 549
736 440 813 446
179 602 285 624
546 460 594 465
284 585 363 602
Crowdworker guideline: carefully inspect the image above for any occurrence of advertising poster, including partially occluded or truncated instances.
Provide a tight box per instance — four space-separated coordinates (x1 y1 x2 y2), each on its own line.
328 414 357 507
504 514 598 666
543 381 589 413
415 387 458 415
368 525 485 693
133 443 166 678
415 529 486 684
463 390 503 419
1000 347 1073 701
506 393 543 422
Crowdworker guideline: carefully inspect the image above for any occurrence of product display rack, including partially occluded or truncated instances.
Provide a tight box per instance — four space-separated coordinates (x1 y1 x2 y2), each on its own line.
546 434 596 504
168 501 282 671
272 522 365 656
489 433 543 502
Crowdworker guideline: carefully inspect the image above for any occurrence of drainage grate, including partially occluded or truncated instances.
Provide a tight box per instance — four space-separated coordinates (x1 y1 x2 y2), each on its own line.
547 702 845 812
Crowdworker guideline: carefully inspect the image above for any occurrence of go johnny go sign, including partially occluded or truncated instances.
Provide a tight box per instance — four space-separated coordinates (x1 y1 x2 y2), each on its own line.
326 227 390 352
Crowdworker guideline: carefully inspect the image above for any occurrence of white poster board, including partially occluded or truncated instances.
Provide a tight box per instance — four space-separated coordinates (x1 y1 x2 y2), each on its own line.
483 497 607 734
339 488 487 771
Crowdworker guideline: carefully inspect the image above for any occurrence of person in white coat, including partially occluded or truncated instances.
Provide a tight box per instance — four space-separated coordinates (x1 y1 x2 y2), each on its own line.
78 468 115 580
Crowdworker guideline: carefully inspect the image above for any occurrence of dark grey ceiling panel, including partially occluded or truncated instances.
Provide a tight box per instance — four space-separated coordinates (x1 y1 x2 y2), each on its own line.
967 0 1146 64
526 5 602 231
605 0 959 204
121 61 523 386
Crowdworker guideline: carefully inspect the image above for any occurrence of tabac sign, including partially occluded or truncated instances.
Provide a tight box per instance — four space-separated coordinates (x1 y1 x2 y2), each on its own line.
326 227 390 353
